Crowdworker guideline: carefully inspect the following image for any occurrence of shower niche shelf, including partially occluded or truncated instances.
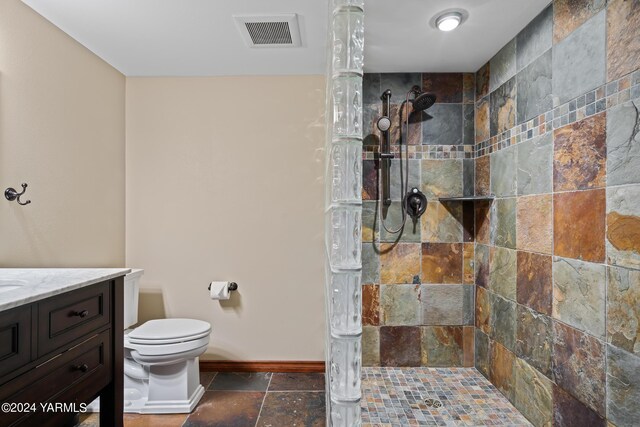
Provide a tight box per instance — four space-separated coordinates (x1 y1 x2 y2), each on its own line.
438 195 495 202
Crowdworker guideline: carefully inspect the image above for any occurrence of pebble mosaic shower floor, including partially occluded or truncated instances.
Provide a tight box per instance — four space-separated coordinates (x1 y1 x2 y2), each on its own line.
361 367 531 426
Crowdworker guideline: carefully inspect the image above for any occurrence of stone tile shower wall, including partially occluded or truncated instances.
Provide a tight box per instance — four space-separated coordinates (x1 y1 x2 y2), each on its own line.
360 73 477 368
474 1 640 426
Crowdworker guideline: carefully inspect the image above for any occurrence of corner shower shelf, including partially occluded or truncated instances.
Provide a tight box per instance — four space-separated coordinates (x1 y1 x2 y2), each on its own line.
438 195 496 202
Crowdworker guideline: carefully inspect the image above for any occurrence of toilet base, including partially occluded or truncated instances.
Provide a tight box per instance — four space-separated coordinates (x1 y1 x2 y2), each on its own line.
124 384 205 414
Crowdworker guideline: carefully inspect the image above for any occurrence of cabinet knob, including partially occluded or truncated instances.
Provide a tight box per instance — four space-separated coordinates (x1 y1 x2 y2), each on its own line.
73 364 89 373
72 310 89 318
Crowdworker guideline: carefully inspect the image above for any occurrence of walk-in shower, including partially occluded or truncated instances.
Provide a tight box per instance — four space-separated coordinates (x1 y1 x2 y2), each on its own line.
377 85 435 233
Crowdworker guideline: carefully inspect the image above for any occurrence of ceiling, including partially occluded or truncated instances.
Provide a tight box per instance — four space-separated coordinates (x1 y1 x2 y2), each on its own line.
20 0 329 76
21 0 550 76
364 0 551 73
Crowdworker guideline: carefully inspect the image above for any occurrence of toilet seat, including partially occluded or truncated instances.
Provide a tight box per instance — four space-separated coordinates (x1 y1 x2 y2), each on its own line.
127 318 211 345
126 335 210 357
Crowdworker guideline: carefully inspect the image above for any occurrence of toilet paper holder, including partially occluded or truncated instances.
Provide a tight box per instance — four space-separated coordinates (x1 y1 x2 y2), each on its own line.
208 282 238 292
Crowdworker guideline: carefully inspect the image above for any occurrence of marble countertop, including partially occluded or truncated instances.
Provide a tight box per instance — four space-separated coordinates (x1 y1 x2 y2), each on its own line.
0 268 131 312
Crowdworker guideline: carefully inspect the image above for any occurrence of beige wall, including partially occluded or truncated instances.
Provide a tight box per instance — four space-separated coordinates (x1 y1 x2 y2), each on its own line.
0 0 126 267
126 76 326 360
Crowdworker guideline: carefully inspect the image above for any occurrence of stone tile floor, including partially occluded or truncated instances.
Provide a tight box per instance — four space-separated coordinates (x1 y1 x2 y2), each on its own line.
361 367 531 426
78 368 530 426
78 372 326 427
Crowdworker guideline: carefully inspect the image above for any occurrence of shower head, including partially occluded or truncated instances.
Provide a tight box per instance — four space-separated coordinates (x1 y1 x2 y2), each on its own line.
412 92 437 112
408 86 436 112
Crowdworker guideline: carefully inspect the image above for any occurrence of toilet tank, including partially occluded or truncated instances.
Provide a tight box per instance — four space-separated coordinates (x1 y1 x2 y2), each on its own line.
124 269 144 329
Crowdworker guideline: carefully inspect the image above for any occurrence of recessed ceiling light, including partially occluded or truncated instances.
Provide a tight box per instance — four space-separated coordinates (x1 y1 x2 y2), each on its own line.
436 12 463 32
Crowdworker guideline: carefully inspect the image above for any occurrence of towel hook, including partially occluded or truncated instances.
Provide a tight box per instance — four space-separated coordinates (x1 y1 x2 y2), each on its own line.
5 183 31 206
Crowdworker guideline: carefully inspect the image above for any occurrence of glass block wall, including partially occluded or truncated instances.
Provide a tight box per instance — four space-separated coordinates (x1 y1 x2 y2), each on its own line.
324 0 364 425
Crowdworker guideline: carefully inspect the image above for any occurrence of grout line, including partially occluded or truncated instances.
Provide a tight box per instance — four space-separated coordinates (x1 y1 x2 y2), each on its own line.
254 373 273 427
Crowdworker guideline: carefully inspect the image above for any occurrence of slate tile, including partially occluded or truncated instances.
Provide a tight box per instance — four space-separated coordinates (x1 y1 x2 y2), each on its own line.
517 49 553 124
476 286 492 335
362 242 379 284
489 246 517 301
380 284 420 326
607 344 640 426
606 100 640 186
420 326 464 367
268 373 325 391
517 251 553 316
422 73 463 103
606 0 640 81
421 201 463 243
490 293 517 352
552 257 606 338
362 284 380 326
475 244 491 289
552 10 606 104
552 321 606 416
379 73 422 104
421 242 463 284
380 326 421 366
553 189 606 263
490 77 517 136
209 372 272 391
552 384 605 427
475 329 491 378
553 113 606 192
490 39 516 92
476 62 490 100
490 341 516 402
514 358 553 426
517 194 553 254
491 198 516 249
475 96 490 143
380 243 420 284
421 159 463 198
516 305 552 378
553 0 605 44
607 266 640 356
422 104 463 145
517 132 553 196
184 391 264 427
421 284 473 325
490 146 517 197
607 184 640 270
475 155 491 196
257 392 325 427
362 326 380 366
516 5 553 71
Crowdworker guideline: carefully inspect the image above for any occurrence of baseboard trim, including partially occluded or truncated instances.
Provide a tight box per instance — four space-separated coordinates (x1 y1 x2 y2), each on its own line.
200 360 325 373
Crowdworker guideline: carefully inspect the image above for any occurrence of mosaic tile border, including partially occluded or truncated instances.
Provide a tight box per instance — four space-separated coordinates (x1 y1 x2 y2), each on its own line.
363 144 474 160
475 69 640 158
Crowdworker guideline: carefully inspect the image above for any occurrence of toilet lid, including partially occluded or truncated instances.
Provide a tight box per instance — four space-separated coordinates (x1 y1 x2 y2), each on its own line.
128 318 211 344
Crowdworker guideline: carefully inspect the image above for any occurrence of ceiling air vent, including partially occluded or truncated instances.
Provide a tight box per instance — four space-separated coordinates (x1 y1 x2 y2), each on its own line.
234 14 302 48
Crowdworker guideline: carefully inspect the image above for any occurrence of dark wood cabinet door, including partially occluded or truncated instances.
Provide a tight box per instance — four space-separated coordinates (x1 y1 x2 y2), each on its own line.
0 305 32 378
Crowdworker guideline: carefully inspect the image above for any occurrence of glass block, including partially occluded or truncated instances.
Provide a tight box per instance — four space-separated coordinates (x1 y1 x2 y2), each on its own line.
329 334 362 401
332 76 363 139
332 9 364 75
326 205 362 270
327 266 362 336
330 398 362 426
328 140 362 204
332 0 365 10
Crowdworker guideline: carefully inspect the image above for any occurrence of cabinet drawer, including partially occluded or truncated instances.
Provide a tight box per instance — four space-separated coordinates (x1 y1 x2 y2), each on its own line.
0 305 32 378
0 329 111 427
38 281 111 357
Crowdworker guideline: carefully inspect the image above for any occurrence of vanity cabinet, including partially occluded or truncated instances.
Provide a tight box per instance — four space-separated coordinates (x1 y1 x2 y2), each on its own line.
0 277 124 427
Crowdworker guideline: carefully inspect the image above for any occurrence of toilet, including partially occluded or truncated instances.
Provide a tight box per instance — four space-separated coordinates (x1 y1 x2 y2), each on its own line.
90 269 211 414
